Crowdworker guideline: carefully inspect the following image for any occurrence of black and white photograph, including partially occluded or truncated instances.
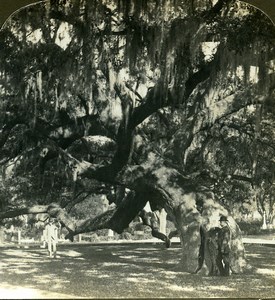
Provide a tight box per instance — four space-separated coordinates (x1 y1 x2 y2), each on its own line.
0 0 275 298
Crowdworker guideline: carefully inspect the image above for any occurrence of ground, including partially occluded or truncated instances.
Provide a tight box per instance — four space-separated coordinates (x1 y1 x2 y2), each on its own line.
0 242 275 299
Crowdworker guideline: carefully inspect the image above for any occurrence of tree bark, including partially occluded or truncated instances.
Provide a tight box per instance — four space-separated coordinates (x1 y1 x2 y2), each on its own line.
174 198 202 272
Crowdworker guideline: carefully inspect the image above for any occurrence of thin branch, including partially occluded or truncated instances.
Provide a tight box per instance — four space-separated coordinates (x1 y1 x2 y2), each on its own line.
125 83 143 102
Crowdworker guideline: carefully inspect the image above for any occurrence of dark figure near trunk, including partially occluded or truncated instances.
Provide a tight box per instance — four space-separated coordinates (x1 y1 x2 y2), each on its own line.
207 227 221 275
196 217 232 276
217 215 231 276
195 226 221 275
139 209 171 248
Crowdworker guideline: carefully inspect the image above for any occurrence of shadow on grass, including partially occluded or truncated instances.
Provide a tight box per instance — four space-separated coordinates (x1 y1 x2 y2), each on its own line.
0 243 274 298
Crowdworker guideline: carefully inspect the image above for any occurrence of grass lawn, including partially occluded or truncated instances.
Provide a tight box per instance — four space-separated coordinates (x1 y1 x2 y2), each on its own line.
0 242 275 298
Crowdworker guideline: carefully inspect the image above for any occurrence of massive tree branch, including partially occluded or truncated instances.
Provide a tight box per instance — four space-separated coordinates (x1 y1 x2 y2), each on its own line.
0 190 150 242
0 203 76 232
0 205 48 219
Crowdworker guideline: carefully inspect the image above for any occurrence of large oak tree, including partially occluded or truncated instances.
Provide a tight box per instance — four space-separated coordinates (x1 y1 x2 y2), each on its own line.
0 0 275 273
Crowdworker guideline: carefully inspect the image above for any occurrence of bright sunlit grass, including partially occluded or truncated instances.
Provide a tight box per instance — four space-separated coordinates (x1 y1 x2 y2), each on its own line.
0 286 43 299
0 285 76 299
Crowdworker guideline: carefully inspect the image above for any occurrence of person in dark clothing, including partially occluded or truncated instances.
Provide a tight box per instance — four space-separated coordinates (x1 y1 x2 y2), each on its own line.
217 215 231 276
207 227 221 276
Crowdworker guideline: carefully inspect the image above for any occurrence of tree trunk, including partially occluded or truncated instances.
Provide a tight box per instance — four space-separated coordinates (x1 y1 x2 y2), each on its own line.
158 208 167 235
172 192 250 274
173 193 202 273
226 217 248 274
262 211 267 229
0 226 5 244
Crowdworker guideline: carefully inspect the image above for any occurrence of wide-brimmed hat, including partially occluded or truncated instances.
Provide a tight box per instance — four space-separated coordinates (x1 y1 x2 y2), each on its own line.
219 215 228 222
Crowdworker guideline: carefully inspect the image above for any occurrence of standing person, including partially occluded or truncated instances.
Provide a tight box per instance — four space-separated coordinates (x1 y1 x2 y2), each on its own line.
217 215 231 276
44 218 58 258
206 227 221 276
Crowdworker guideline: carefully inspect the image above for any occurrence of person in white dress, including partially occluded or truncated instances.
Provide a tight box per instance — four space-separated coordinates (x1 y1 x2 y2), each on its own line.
44 218 59 258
